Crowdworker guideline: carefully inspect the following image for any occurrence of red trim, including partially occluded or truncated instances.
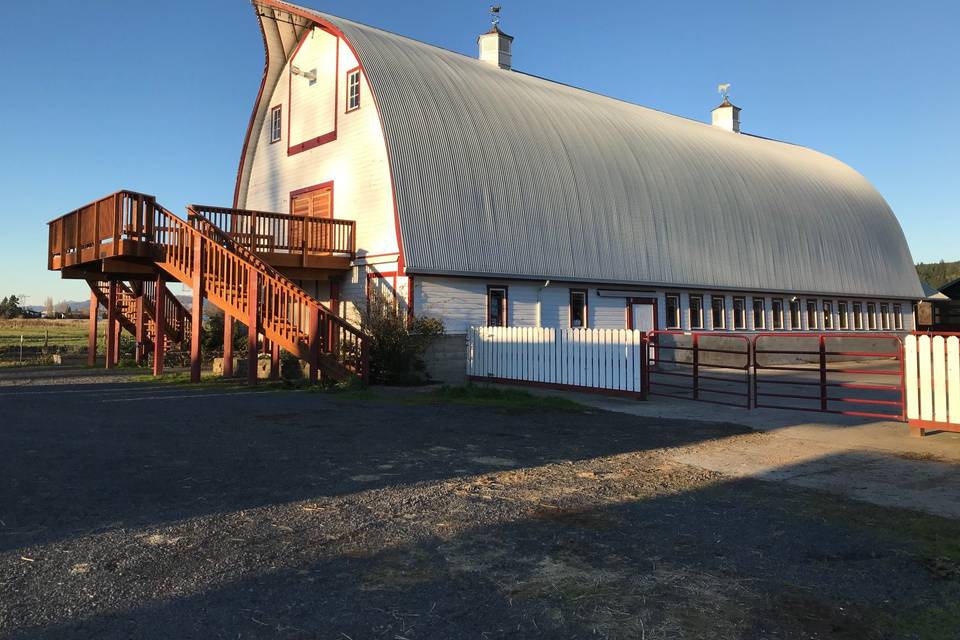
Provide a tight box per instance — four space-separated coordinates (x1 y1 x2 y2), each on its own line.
236 1 406 273
287 28 339 156
345 66 361 113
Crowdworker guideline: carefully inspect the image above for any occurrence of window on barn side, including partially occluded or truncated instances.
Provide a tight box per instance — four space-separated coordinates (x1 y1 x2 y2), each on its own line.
893 304 903 330
665 294 680 329
689 295 704 330
487 286 507 327
270 105 282 144
752 298 766 330
823 301 833 330
789 299 802 330
711 295 726 329
733 297 746 330
853 302 863 330
346 68 361 112
569 289 587 328
772 298 784 330
867 302 877 330
838 301 849 330
880 303 890 330
806 300 819 330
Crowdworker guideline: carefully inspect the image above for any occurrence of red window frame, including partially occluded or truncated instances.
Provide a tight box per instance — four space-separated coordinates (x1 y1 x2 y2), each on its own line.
345 67 361 112
487 286 508 327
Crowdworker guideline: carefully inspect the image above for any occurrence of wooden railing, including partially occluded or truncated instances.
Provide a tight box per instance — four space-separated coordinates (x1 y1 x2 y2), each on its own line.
188 205 356 259
48 191 156 269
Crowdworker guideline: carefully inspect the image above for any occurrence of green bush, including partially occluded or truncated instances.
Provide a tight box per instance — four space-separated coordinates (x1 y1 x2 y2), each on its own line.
360 293 444 385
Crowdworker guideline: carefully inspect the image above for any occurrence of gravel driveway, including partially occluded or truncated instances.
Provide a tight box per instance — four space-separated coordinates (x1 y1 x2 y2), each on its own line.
2 372 959 639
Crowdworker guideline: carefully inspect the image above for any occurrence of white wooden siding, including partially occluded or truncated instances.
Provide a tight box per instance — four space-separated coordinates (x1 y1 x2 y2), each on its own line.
243 28 398 260
467 326 645 394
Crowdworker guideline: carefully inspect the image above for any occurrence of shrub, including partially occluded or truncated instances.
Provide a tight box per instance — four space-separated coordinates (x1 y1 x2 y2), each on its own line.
360 293 444 385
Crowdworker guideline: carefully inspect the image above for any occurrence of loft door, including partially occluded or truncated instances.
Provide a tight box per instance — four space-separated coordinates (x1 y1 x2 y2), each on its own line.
290 185 333 252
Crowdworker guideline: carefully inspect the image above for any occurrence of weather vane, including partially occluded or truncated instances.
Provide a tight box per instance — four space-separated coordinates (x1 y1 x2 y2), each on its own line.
718 83 731 100
490 5 501 28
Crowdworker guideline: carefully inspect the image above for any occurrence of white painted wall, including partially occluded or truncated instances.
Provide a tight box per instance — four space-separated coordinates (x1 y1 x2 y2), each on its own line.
242 27 399 262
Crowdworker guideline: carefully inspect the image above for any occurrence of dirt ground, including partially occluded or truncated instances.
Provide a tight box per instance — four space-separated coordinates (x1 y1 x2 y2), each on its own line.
2 370 960 639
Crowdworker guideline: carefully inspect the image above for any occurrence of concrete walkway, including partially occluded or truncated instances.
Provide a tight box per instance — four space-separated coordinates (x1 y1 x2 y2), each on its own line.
494 385 960 519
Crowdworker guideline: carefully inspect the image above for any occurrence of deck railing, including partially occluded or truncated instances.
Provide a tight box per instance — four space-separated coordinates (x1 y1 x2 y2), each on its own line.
48 190 155 269
188 205 356 259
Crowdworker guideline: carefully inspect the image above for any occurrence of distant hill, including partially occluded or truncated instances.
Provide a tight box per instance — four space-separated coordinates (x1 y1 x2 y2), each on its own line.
916 261 960 290
28 293 193 315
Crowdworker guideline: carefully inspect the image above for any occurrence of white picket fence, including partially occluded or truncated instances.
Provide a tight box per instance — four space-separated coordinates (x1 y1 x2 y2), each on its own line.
905 334 960 426
466 326 647 395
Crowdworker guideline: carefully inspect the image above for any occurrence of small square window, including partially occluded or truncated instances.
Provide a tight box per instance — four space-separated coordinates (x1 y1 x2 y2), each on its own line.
711 295 726 330
665 294 680 329
270 105 282 144
772 298 784 330
570 289 587 328
823 301 833 330
733 297 746 330
346 69 361 112
689 295 704 330
487 287 507 327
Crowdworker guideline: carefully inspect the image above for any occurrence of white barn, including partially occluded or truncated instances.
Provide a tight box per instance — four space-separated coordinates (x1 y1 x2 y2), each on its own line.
235 1 922 374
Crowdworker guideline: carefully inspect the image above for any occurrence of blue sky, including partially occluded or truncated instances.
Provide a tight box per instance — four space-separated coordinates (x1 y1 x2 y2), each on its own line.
1 0 956 305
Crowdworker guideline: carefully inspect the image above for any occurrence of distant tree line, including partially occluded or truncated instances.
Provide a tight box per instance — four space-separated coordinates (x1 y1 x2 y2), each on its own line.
916 260 960 290
0 296 39 319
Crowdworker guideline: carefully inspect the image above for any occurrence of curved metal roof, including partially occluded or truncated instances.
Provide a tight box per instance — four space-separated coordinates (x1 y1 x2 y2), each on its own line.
252 2 922 298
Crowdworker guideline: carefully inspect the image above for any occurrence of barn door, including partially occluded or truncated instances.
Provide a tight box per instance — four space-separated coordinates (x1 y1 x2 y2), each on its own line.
290 185 333 253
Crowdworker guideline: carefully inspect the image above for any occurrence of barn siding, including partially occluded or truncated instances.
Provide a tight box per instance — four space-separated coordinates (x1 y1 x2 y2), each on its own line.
243 28 399 262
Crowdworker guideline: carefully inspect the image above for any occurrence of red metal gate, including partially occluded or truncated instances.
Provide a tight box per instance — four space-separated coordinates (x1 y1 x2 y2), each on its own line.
752 333 905 420
646 331 752 408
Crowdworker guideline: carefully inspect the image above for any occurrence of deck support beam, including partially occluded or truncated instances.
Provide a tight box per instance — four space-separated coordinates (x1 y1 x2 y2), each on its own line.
223 315 234 378
105 281 118 369
270 341 280 380
134 286 146 366
247 268 259 385
190 235 204 383
153 275 166 377
87 287 98 367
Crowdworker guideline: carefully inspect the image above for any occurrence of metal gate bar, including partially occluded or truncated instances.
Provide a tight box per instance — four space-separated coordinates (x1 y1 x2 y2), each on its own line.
753 333 904 420
647 331 751 409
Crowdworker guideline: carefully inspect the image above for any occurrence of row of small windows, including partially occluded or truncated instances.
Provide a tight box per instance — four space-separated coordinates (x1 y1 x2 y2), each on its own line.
268 69 363 144
664 295 904 332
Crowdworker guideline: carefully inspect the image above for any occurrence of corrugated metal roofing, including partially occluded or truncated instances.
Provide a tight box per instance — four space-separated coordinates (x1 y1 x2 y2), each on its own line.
259 2 923 299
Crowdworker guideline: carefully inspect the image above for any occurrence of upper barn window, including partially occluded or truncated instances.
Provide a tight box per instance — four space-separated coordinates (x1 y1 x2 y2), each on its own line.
893 303 903 330
732 297 746 330
806 299 819 329
269 105 282 143
346 68 361 112
853 302 864 330
823 300 833 330
867 302 877 330
752 298 766 330
772 298 784 330
838 301 849 330
689 295 704 330
789 299 802 330
711 295 726 329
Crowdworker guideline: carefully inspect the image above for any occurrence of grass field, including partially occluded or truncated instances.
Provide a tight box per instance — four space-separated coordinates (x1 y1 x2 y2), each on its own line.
0 319 93 363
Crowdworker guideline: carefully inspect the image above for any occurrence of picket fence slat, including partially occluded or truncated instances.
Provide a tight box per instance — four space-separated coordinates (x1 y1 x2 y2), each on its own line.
905 333 960 427
948 337 960 425
466 326 645 394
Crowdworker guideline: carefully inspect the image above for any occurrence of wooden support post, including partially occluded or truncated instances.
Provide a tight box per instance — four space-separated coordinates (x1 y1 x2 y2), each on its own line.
271 340 280 380
153 275 166 377
222 314 234 378
247 268 260 385
87 287 98 367
105 281 118 369
134 288 146 366
190 234 205 383
308 306 320 384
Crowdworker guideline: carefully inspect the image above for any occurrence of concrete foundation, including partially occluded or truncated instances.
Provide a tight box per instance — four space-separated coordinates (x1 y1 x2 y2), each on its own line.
423 334 469 383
